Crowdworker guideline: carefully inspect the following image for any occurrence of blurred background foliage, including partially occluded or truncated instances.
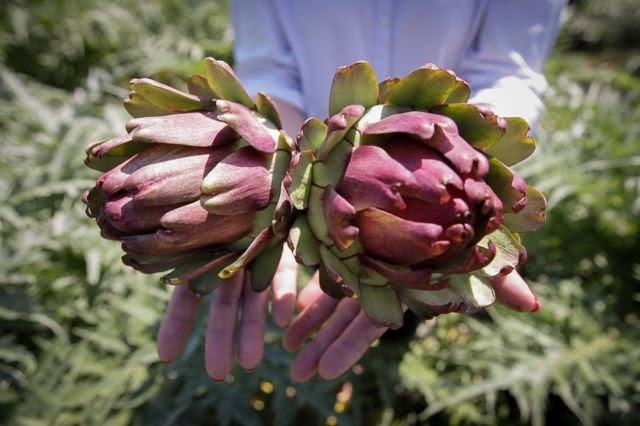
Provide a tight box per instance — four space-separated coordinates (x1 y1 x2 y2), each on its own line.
0 0 639 424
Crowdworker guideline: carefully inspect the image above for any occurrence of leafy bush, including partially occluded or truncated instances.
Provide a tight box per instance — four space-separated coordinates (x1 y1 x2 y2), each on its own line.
0 0 233 89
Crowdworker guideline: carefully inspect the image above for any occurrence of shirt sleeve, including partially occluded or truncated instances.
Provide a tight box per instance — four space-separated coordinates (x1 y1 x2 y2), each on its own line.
230 0 305 112
457 0 566 130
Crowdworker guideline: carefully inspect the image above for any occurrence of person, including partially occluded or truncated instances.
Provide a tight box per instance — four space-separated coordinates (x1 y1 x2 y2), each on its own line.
157 0 567 383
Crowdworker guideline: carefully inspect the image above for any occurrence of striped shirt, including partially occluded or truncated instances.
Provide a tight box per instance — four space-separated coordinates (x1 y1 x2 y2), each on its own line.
231 0 565 128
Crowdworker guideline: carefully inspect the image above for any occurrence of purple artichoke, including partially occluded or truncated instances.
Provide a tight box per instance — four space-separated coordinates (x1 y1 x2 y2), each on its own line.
286 62 546 327
83 58 293 294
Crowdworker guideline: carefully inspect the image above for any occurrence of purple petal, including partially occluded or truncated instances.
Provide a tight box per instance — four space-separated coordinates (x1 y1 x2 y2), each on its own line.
98 221 124 241
97 144 228 198
363 111 489 177
390 197 474 230
433 242 497 274
216 100 277 153
360 256 444 290
444 223 475 246
200 146 272 215
463 178 504 234
327 105 366 135
103 195 176 233
356 207 449 265
121 201 253 254
126 112 237 147
323 186 359 250
507 171 528 213
337 145 415 211
124 148 228 207
381 138 463 203
317 104 365 158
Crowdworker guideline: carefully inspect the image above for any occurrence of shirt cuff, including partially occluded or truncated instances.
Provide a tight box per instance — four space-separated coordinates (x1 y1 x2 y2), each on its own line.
468 76 547 131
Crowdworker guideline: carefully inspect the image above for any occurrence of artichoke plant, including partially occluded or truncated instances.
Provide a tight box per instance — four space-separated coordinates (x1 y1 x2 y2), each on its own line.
83 58 293 295
286 62 546 327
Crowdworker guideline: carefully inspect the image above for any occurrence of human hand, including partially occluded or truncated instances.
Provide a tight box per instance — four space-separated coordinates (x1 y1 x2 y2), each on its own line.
156 246 298 381
283 270 539 383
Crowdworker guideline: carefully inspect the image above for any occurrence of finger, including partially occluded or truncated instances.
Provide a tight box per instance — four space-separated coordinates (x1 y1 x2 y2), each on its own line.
491 270 540 312
238 271 269 371
205 270 244 381
157 285 201 362
290 297 360 383
282 289 339 352
317 310 387 380
271 246 298 327
296 270 322 311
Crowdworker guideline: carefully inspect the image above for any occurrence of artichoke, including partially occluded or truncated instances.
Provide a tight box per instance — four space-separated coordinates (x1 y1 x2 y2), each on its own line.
83 58 294 295
286 62 546 327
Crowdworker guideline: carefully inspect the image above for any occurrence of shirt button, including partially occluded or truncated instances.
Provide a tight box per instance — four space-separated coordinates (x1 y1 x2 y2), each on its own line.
380 17 389 28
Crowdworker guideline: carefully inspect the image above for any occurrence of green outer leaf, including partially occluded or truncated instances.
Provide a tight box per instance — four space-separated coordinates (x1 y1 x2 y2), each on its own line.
319 245 360 296
445 77 471 103
203 57 255 108
448 274 496 311
268 144 291 203
129 78 207 111
255 92 282 129
288 216 321 266
318 261 346 298
485 117 535 166
503 185 547 232
359 285 403 327
161 254 223 285
431 104 505 150
288 150 315 210
344 127 361 147
226 203 275 251
186 74 217 99
384 67 463 109
250 241 283 291
124 93 174 118
220 228 275 279
307 186 332 245
378 78 400 104
85 186 104 217
84 140 148 172
396 290 440 319
312 139 352 188
477 226 525 277
329 239 362 259
188 259 230 296
397 285 463 309
342 256 361 275
485 158 524 210
298 118 328 153
329 61 379 116
358 265 389 287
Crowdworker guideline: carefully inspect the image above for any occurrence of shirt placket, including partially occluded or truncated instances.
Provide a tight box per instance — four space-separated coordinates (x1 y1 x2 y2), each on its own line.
374 0 392 78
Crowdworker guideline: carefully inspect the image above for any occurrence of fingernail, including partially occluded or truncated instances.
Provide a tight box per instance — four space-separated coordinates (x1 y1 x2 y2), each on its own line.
531 296 541 313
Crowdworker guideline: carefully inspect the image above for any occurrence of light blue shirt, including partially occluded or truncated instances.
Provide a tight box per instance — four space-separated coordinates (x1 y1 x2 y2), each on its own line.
231 0 565 128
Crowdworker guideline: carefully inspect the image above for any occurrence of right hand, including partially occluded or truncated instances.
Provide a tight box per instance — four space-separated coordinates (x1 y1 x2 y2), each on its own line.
283 270 539 383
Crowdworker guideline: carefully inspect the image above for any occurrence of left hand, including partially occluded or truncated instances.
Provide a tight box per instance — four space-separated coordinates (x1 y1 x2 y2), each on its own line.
156 247 299 381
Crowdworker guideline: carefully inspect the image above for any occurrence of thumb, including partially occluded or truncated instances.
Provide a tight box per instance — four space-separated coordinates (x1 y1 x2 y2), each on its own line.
491 271 540 312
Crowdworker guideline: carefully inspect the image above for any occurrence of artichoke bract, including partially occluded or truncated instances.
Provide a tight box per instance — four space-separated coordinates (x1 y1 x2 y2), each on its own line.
287 62 546 327
83 58 293 295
